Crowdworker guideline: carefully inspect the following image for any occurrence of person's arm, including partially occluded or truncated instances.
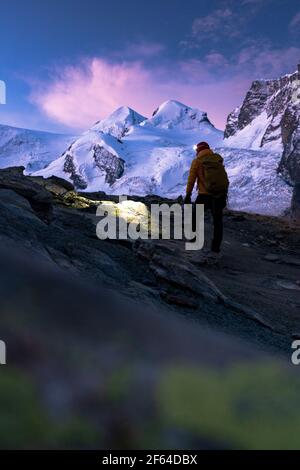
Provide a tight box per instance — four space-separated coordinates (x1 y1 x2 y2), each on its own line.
186 159 198 195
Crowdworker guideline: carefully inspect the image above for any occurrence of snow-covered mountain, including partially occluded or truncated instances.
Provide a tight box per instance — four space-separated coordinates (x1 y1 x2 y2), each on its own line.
34 100 223 194
224 66 300 184
91 106 146 138
143 100 213 130
0 124 75 173
0 96 295 216
32 99 292 215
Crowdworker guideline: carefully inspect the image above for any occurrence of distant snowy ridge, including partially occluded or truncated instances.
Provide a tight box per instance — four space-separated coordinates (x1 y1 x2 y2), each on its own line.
0 124 75 173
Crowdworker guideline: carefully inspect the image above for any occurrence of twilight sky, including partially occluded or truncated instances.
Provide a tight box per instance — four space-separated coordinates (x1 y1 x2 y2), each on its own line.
0 0 300 133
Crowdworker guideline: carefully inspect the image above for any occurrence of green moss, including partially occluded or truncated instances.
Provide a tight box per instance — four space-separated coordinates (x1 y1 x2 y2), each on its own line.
0 369 52 448
52 418 100 449
158 362 300 449
106 366 134 402
60 191 97 209
0 369 100 449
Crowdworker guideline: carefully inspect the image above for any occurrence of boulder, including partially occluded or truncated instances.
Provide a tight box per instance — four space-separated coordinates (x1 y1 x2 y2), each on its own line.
0 166 53 222
30 175 74 195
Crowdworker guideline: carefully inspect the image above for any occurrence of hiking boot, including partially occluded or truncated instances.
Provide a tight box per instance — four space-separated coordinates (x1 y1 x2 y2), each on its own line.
190 249 219 265
208 251 223 261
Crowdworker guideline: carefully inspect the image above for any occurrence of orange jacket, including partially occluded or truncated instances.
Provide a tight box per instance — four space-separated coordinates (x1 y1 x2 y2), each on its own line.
186 148 214 195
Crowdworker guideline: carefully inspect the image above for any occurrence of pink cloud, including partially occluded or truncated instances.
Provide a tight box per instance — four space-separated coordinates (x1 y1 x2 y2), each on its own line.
32 59 160 128
31 57 247 131
30 43 300 132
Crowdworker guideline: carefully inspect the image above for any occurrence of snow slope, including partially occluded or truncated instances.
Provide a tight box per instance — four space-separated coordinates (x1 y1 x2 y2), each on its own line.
32 99 292 215
224 112 284 153
224 69 300 159
217 147 292 215
34 100 223 194
0 124 75 173
92 106 146 138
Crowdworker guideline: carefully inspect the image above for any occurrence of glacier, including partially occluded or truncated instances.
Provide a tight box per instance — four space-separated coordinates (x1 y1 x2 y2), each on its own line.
0 123 75 173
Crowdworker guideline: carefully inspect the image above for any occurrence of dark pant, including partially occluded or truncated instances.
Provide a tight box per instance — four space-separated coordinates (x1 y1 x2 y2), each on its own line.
194 194 226 253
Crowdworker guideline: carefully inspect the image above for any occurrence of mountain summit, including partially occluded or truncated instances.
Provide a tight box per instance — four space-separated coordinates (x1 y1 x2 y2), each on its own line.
144 100 212 131
33 100 222 195
92 106 146 139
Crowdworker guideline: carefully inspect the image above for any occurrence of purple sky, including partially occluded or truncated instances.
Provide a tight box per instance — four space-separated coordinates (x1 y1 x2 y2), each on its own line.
0 0 300 133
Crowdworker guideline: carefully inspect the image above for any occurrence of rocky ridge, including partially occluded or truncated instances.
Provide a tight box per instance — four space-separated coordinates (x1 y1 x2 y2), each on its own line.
224 65 300 186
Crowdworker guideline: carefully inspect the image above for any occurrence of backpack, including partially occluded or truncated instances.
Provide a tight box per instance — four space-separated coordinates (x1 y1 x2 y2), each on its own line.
200 153 229 197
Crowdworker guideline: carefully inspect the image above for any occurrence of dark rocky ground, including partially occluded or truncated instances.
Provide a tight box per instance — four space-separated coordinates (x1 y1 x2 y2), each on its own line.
0 167 300 449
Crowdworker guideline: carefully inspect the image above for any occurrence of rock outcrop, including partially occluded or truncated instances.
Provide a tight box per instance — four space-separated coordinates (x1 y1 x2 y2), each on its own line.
224 65 300 185
0 166 53 221
63 153 88 189
93 144 125 184
278 104 300 184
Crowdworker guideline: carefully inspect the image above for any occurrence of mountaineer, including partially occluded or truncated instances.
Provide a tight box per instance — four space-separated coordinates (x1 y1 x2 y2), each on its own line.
184 141 229 256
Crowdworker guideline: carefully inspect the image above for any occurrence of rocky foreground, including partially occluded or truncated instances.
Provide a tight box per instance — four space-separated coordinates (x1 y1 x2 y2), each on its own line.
0 167 300 449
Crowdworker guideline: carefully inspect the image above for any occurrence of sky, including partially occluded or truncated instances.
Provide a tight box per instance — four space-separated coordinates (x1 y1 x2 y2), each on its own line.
0 0 299 133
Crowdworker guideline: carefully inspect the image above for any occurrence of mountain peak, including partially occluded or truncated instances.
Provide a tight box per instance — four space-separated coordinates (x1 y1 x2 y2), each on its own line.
91 106 146 138
145 100 209 130
157 99 189 110
109 105 142 118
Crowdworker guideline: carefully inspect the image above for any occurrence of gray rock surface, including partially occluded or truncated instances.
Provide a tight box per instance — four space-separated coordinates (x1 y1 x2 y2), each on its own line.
93 144 125 184
225 66 300 185
0 166 53 221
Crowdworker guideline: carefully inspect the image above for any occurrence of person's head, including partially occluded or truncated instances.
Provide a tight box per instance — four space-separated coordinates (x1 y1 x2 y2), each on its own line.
195 142 210 154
